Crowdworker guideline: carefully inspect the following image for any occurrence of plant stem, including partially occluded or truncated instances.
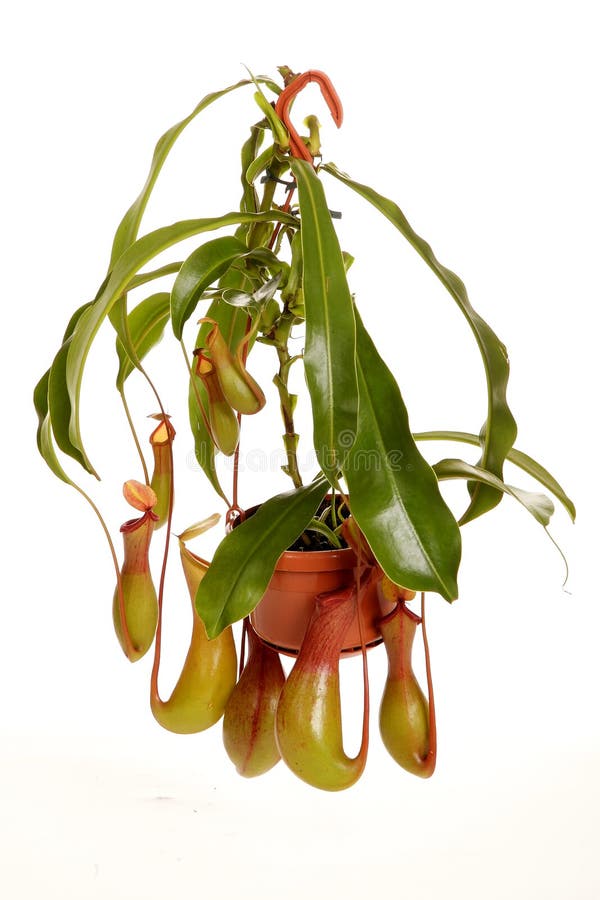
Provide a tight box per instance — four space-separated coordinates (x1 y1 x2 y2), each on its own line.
119 388 150 484
245 148 302 490
273 312 303 489
247 158 290 250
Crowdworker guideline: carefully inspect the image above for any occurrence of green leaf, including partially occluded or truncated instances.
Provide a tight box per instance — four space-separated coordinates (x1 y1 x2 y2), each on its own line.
196 477 329 638
109 263 182 368
49 337 95 474
343 309 461 601
109 76 280 266
240 124 264 215
36 361 135 569
291 159 358 481
252 272 282 303
60 210 297 475
61 299 96 343
252 90 289 148
171 236 248 338
128 261 183 291
246 143 276 185
414 429 575 522
116 292 171 389
222 272 282 308
306 518 342 548
220 289 254 308
433 458 555 526
188 363 225 502
323 162 518 523
35 302 95 477
34 371 73 485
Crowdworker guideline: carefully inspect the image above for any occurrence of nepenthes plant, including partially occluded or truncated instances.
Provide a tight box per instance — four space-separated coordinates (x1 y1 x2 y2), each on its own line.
34 66 575 790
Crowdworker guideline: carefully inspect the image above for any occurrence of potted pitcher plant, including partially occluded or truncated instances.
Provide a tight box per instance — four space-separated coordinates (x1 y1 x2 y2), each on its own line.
34 67 574 791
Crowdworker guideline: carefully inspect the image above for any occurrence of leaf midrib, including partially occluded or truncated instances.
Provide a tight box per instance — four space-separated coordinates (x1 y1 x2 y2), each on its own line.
355 358 453 597
299 169 336 462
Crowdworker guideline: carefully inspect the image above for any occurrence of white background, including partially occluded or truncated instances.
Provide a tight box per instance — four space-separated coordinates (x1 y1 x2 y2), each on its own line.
2 1 598 898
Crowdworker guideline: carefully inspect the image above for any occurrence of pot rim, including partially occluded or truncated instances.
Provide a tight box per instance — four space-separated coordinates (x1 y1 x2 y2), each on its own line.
238 500 357 573
273 546 357 573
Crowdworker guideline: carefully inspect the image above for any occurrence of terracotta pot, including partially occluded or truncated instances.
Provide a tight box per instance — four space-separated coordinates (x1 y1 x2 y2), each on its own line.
250 546 395 658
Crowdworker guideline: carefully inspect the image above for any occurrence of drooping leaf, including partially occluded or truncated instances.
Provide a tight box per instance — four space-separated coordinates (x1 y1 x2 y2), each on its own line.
34 371 73 485
60 210 297 475
34 302 95 476
61 300 96 343
116 292 171 389
415 429 575 522
171 236 248 339
128 261 183 292
344 309 461 602
323 162 518 523
291 159 358 481
35 368 103 513
35 358 136 572
49 337 95 474
109 77 280 266
433 458 555 526
196 477 329 638
109 263 182 368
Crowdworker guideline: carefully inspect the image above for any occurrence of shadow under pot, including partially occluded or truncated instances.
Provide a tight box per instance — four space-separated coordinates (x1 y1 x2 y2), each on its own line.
242 512 395 657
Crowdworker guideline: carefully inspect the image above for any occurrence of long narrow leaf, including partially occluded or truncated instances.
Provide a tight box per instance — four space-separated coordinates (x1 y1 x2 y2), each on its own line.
344 310 461 601
292 159 358 481
323 162 518 523
171 235 248 338
240 123 263 215
415 429 575 522
35 302 95 475
433 458 554 526
34 371 72 485
60 210 297 474
128 261 183 291
109 77 279 266
49 337 94 473
196 477 329 638
109 262 183 370
116 292 171 389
